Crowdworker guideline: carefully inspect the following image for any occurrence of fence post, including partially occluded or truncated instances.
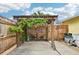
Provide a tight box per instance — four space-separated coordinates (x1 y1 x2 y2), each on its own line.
16 32 20 47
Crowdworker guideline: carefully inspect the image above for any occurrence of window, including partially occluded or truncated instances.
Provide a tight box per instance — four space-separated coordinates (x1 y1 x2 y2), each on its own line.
0 24 7 37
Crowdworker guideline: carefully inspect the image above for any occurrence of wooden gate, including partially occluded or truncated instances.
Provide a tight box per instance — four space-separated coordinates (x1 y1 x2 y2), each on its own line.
28 25 48 41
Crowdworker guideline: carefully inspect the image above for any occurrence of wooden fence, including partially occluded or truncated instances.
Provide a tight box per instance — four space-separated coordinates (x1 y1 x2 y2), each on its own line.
53 25 68 41
0 34 16 54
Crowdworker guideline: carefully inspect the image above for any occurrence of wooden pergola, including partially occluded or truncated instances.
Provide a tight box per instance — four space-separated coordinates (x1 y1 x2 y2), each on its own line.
14 15 57 18
13 15 58 41
14 15 58 23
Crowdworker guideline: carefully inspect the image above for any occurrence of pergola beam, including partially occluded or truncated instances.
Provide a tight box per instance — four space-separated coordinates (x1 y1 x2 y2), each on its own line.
13 15 58 21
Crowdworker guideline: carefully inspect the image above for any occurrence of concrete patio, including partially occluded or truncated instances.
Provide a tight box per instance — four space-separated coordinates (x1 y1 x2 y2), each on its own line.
8 41 79 55
8 41 59 55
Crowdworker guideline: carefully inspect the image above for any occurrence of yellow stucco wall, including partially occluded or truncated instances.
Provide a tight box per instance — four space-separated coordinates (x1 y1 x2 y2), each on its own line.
62 16 79 34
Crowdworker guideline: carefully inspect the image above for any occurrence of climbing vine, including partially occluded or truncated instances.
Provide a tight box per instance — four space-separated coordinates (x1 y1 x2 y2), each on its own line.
9 18 47 41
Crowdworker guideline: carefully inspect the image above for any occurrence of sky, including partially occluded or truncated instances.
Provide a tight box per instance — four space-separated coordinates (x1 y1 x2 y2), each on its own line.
0 3 79 24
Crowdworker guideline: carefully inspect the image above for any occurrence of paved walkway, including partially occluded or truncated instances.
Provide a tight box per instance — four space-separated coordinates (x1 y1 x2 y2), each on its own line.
54 41 79 55
8 41 79 55
8 41 59 55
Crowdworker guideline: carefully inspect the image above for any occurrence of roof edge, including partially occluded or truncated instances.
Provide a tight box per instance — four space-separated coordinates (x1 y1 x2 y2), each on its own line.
62 16 79 23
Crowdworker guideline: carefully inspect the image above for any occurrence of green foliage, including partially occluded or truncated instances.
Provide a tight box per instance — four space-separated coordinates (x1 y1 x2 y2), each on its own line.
19 33 27 41
9 25 23 33
27 18 47 28
16 18 47 29
9 18 47 41
9 18 47 33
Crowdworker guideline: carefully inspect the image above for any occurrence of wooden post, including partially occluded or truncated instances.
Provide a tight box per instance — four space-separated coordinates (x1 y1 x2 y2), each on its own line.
16 33 19 47
46 26 48 41
47 24 51 41
16 32 19 47
51 21 54 41
51 20 56 50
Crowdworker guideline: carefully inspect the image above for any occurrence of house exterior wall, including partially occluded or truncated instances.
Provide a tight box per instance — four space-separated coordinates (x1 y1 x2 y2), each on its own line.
0 23 13 37
0 17 14 37
62 16 79 34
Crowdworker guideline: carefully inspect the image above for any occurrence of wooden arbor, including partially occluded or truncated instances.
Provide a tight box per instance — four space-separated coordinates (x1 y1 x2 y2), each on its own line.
14 15 58 41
